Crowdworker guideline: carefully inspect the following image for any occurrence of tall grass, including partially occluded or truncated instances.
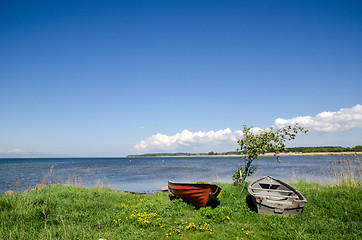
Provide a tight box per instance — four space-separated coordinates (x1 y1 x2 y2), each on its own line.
329 153 361 186
39 165 110 189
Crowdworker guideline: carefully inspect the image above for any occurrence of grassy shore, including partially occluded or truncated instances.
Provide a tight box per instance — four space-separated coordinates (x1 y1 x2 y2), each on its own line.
1 180 361 239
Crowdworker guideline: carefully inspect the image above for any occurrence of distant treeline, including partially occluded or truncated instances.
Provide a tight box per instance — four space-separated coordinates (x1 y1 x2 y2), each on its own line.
286 145 362 153
127 151 241 158
127 153 202 158
127 145 362 158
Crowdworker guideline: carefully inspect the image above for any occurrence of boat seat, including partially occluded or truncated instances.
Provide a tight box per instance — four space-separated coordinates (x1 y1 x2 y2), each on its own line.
266 199 295 204
252 193 299 199
250 187 295 194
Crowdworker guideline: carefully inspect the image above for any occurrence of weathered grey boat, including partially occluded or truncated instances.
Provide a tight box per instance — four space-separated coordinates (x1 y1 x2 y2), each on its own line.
248 176 307 216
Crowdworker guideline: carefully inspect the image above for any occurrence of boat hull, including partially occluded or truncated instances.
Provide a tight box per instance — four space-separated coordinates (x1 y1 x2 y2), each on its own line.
168 181 221 208
248 176 307 216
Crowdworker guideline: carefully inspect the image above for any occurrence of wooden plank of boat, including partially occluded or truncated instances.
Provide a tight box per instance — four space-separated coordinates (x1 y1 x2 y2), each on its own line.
248 176 307 216
250 188 302 201
168 181 221 208
251 193 299 199
249 187 295 194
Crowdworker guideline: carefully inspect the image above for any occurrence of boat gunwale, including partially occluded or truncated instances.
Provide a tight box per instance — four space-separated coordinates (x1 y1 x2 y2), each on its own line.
248 176 307 203
168 181 221 196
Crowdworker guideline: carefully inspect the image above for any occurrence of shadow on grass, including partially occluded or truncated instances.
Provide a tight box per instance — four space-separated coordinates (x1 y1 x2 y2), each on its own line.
169 193 220 209
246 194 258 213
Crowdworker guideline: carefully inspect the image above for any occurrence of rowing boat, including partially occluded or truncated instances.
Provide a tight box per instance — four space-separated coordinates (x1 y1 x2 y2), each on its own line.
168 181 221 208
248 176 307 216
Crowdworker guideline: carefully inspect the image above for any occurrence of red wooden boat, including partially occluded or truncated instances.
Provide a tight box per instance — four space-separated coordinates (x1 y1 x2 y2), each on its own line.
168 181 221 208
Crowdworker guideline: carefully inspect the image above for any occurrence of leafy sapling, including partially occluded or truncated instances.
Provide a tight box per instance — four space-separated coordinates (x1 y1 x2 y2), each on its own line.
234 123 308 184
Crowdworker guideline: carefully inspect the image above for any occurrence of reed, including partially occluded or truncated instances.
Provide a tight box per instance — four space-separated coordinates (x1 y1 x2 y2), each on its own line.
94 177 110 189
329 153 361 186
41 165 61 186
41 165 111 189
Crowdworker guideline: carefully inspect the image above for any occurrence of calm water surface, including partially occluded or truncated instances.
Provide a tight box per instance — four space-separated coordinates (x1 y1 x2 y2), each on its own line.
0 155 359 194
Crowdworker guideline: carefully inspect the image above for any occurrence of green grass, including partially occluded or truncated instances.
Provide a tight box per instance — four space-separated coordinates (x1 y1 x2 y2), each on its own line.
1 181 361 239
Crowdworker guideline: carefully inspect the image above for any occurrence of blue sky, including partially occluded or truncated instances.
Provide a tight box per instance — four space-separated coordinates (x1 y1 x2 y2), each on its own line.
1 0 361 157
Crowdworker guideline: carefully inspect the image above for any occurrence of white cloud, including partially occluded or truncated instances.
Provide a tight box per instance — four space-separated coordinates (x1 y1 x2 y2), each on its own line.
274 104 362 133
134 128 245 152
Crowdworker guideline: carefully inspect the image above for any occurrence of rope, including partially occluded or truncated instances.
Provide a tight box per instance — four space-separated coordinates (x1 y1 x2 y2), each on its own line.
209 193 228 204
268 176 273 189
211 161 252 204
232 161 251 200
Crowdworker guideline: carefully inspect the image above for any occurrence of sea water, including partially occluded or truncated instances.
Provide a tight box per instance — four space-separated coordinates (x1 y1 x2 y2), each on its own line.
0 155 359 194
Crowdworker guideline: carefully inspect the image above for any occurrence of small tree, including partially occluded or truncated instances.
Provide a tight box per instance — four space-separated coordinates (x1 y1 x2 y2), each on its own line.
233 123 308 184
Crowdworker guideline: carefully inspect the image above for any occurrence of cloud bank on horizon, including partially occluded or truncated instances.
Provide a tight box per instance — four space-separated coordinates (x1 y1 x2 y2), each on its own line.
0 149 23 154
134 104 362 152
274 104 362 132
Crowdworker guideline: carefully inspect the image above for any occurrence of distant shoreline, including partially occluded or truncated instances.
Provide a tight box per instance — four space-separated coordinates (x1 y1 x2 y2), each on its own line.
128 152 362 158
261 152 362 157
